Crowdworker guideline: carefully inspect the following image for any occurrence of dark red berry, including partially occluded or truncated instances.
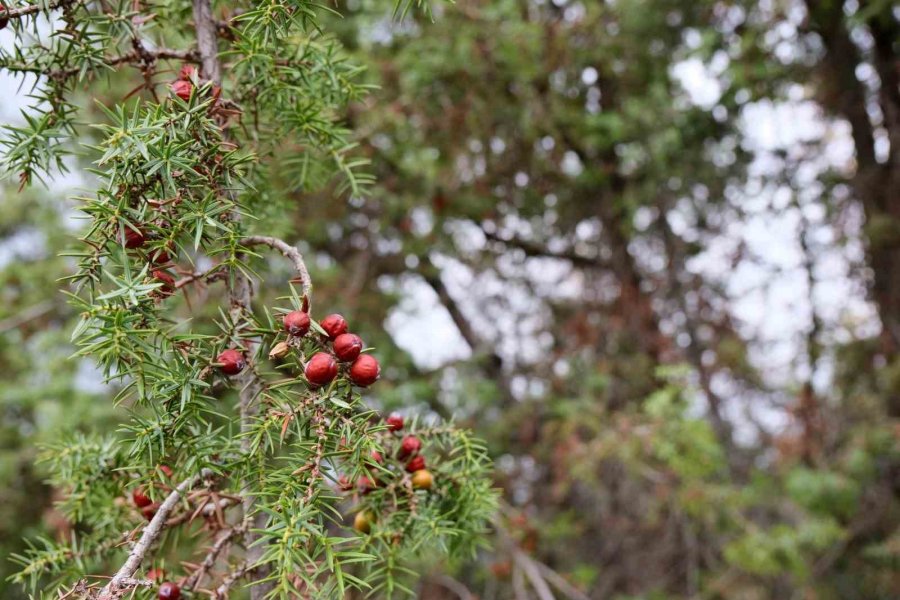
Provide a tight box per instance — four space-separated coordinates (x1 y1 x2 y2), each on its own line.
386 414 404 432
150 245 174 265
305 352 338 386
405 455 426 473
0 16 8 31
179 64 196 80
333 333 363 362
171 80 192 101
132 488 152 508
158 581 181 600
124 227 146 249
398 435 422 459
320 314 348 339
349 354 380 387
217 349 246 375
283 310 311 337
142 502 160 521
152 269 175 296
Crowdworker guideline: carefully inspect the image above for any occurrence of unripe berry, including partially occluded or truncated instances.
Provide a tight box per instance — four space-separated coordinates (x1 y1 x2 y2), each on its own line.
147 567 166 582
217 349 246 375
370 450 384 465
132 488 152 508
158 465 174 478
411 469 433 490
385 414 404 432
349 354 380 387
320 314 348 339
398 435 422 459
283 310 310 336
124 227 146 249
353 511 372 534
171 79 192 101
333 333 363 362
158 581 181 600
405 455 426 473
305 352 338 386
337 475 353 491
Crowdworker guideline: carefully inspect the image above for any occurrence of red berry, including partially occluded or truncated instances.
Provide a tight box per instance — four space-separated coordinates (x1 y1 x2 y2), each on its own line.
305 352 338 386
132 488 152 508
386 414 404 432
398 435 422 459
337 475 353 491
150 245 174 265
142 502 160 521
320 314 348 339
152 269 175 295
405 455 426 473
358 475 377 495
333 333 363 362
283 310 311 337
349 354 380 387
217 349 246 375
124 227 146 249
158 581 181 600
171 80 192 101
147 567 166 582
179 64 196 80
370 450 384 465
158 465 174 478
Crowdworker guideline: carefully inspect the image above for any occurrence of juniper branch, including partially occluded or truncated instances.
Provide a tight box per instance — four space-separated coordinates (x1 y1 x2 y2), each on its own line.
97 476 197 599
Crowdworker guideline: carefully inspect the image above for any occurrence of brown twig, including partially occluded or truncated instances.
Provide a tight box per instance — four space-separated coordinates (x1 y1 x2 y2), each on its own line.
212 560 251 599
181 526 242 591
240 235 313 303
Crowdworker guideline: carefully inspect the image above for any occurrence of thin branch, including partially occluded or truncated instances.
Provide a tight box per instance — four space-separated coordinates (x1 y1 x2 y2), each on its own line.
212 560 251 599
0 300 57 333
0 1 62 21
482 229 607 269
97 476 197 599
50 47 198 80
240 235 313 302
181 526 241 591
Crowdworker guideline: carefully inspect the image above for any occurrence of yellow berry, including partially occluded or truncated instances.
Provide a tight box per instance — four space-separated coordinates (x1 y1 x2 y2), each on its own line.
353 510 372 534
411 469 433 490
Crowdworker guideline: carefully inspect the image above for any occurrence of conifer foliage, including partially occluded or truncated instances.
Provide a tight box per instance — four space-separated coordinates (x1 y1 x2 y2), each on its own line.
0 0 495 597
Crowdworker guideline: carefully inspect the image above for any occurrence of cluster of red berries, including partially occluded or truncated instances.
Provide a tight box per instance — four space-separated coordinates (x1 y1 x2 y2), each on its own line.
216 311 381 388
348 414 435 533
299 312 380 387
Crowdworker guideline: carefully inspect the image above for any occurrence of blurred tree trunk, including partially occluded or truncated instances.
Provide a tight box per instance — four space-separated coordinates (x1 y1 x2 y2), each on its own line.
805 1 900 391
